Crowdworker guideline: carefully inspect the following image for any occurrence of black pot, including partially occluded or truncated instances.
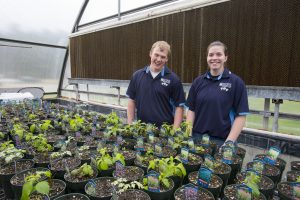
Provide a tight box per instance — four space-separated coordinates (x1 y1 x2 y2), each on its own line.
50 179 67 200
0 159 34 199
110 189 151 200
277 182 296 200
98 166 115 177
214 162 231 198
121 139 136 150
10 167 49 200
49 157 81 180
134 159 148 174
53 193 90 200
85 177 116 200
291 161 300 171
112 166 144 182
214 153 242 184
247 161 281 185
64 168 98 193
286 170 300 182
144 177 174 200
188 171 223 199
223 184 267 200
174 184 215 200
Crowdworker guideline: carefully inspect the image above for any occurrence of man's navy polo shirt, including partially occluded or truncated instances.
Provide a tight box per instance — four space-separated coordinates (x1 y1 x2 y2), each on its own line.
126 66 185 127
186 68 249 139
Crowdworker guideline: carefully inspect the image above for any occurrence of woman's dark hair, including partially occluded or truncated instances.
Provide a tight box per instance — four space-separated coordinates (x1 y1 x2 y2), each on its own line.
207 41 228 56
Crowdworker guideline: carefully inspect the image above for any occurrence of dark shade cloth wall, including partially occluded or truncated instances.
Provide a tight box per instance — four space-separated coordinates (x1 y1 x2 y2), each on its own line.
70 0 300 87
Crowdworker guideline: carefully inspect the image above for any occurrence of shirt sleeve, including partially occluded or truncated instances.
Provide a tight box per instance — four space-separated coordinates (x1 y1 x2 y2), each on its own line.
233 78 249 116
186 82 196 111
126 73 137 100
171 79 186 107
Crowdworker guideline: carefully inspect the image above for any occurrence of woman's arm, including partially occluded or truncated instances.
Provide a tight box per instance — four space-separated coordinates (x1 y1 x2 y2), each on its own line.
226 115 246 142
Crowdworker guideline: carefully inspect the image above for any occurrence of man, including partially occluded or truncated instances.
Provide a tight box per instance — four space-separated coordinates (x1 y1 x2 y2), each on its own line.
126 41 185 128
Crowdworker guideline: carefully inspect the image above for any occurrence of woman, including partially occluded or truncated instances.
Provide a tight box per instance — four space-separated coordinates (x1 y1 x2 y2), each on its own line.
186 41 249 147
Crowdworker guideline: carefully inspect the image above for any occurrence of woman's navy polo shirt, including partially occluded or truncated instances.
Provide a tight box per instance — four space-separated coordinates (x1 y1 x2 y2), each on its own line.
126 66 185 127
186 68 249 139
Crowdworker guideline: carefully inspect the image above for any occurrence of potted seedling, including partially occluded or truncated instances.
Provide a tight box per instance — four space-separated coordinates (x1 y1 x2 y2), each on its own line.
0 159 34 199
85 177 116 200
134 149 156 173
174 183 215 200
142 170 174 200
111 178 150 200
20 170 52 200
277 176 300 200
0 145 26 165
31 134 54 167
291 161 300 171
148 156 187 192
119 148 136 166
223 184 266 200
64 163 98 193
287 170 300 182
10 168 50 200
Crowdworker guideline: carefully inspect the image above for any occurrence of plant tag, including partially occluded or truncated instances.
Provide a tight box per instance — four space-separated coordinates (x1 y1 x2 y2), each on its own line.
237 184 252 200
160 126 167 137
87 180 97 195
92 116 97 125
204 154 215 170
292 182 300 199
75 131 81 138
117 136 123 145
148 133 154 144
136 137 144 151
222 146 233 164
147 171 160 192
91 154 97 168
113 144 120 155
155 144 162 157
184 183 198 200
14 135 21 148
224 140 237 154
264 146 281 165
197 167 212 188
188 138 195 152
97 140 105 150
168 137 174 148
252 159 265 174
64 160 70 175
181 147 189 163
136 151 143 163
115 160 125 177
202 134 210 145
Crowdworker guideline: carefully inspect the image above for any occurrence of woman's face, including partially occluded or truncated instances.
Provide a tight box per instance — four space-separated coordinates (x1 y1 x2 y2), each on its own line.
207 45 227 72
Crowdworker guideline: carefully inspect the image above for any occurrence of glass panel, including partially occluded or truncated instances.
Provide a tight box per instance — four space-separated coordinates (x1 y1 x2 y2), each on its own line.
0 0 84 45
121 0 164 12
0 41 66 92
79 0 118 25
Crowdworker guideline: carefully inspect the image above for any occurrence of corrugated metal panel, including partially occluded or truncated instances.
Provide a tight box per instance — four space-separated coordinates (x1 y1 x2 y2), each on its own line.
70 0 300 87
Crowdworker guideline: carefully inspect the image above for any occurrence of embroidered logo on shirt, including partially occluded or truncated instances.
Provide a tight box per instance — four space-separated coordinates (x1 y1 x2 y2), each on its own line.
161 78 171 86
219 82 231 92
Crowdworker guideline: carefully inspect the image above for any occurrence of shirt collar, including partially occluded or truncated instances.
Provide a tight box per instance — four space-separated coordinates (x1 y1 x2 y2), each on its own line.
144 65 171 77
204 67 231 80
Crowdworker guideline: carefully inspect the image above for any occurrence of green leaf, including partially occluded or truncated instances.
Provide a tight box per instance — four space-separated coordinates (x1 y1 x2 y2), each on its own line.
21 181 33 200
35 181 50 195
161 178 170 188
30 124 36 133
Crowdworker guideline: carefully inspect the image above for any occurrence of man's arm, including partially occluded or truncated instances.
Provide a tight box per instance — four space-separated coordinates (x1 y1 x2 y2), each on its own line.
127 99 136 124
226 115 246 142
173 106 184 128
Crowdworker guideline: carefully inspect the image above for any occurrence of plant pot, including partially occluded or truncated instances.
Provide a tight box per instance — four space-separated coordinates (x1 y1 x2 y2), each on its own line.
247 162 281 185
213 162 231 198
49 179 67 200
53 193 90 200
236 172 275 200
214 153 242 184
0 159 34 199
98 166 115 177
112 166 144 181
10 167 49 200
34 152 51 168
144 177 174 200
49 157 81 180
291 161 300 171
121 139 136 150
223 184 267 200
188 171 223 199
85 177 116 200
64 168 98 193
255 154 286 181
286 170 300 182
111 189 151 200
120 149 136 166
174 184 215 200
277 181 298 200
193 144 212 159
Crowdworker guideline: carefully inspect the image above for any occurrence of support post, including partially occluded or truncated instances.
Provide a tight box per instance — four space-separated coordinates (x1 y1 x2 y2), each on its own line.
272 99 283 132
263 98 271 130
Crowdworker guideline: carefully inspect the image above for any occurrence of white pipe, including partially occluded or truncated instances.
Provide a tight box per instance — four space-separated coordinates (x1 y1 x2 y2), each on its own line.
70 0 229 38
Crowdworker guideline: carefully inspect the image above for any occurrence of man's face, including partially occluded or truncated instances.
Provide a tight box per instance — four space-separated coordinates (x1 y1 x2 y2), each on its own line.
149 46 168 72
